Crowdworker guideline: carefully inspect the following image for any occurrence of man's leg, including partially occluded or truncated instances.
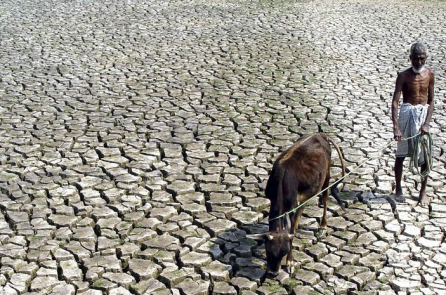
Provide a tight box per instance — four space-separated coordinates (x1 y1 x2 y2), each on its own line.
418 162 429 206
394 157 405 202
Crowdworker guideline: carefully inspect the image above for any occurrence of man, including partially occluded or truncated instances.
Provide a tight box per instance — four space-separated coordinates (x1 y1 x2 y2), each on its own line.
392 43 435 206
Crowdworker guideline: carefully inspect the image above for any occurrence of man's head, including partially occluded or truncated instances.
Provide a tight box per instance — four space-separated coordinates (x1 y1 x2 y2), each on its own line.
410 43 428 74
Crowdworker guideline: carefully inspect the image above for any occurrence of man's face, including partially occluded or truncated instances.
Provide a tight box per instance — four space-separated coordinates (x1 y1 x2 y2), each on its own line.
410 51 427 73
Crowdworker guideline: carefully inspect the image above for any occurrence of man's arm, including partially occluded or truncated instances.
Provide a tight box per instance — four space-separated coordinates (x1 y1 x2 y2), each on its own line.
392 73 403 140
421 71 435 133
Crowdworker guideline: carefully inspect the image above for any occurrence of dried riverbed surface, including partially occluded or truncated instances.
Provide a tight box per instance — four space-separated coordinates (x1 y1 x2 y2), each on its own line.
0 0 446 294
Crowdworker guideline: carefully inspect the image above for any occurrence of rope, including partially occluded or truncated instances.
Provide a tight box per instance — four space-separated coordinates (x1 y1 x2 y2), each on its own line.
268 132 432 222
409 133 434 181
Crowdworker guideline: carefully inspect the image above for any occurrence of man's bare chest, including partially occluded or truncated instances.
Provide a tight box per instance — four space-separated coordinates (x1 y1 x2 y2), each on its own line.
403 74 430 93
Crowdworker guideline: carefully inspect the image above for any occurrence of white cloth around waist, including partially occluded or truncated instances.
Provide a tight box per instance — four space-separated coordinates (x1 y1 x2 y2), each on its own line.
396 103 429 160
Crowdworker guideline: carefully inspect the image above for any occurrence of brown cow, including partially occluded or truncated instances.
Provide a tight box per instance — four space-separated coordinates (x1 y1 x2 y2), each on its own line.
249 134 345 277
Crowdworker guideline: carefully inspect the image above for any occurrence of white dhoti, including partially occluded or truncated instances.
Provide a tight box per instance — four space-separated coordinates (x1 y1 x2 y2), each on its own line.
396 103 429 164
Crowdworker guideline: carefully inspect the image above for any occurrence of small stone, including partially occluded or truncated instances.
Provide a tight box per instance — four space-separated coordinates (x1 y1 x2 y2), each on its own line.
327 275 358 293
143 234 181 250
203 219 237 237
53 248 74 262
320 253 343 271
391 278 421 292
109 286 132 295
180 252 212 268
201 260 232 281
166 181 196 195
323 235 346 250
130 278 166 294
256 284 288 294
175 278 210 295
30 276 60 292
213 281 237 295
128 259 162 280
149 206 178 222
60 260 82 281
358 252 386 271
403 224 421 239
294 269 320 286
417 237 442 248
50 284 76 295
328 217 353 231
230 276 257 291
102 272 136 288
291 285 316 295
306 243 328 260
92 278 117 291
83 256 121 272
354 232 378 247
231 211 263 226
303 262 334 279
9 273 31 293
236 267 265 283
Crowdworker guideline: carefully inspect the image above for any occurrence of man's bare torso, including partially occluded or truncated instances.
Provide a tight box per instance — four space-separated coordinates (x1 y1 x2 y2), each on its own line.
400 68 433 105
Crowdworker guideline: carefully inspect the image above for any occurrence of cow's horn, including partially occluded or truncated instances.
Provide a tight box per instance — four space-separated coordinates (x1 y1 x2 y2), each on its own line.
246 234 265 240
288 234 294 239
267 234 274 241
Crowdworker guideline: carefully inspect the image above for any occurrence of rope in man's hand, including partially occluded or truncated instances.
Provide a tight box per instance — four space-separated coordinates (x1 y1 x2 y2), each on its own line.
409 132 434 181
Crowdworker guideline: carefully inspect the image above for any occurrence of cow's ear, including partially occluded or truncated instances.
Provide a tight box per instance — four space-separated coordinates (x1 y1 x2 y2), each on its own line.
288 234 294 239
246 234 266 240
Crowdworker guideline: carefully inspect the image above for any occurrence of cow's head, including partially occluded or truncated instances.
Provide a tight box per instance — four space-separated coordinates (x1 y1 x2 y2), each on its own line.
248 231 294 277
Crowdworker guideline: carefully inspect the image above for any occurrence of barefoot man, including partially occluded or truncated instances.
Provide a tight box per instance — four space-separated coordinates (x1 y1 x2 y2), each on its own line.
392 43 435 206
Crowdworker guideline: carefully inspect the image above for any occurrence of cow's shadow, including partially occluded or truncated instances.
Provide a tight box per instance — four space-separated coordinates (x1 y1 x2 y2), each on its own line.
210 192 361 290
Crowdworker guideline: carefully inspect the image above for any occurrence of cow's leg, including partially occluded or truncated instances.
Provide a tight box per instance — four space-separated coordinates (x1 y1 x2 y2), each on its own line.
292 206 304 234
320 170 330 230
285 207 304 273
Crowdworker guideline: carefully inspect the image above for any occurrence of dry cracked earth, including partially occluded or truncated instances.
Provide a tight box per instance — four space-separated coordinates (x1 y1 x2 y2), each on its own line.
1 0 446 294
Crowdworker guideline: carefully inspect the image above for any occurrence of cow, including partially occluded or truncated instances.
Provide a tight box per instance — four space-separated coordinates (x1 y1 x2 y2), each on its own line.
248 134 346 277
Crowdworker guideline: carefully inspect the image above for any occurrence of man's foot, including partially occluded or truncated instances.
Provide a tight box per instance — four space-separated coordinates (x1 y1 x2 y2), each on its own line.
394 190 405 203
418 193 430 207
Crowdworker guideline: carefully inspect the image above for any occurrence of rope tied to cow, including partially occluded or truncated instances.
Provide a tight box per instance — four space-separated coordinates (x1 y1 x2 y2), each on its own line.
268 132 433 222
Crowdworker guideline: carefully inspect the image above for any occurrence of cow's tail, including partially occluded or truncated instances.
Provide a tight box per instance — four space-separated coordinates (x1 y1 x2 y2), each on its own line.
327 136 346 211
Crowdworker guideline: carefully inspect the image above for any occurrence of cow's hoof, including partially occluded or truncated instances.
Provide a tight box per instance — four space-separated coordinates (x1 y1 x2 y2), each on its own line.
266 270 279 278
285 263 295 274
315 229 327 239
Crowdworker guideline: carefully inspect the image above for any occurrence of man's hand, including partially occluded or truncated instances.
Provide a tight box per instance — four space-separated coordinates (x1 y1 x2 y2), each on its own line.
420 125 430 134
394 129 402 141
